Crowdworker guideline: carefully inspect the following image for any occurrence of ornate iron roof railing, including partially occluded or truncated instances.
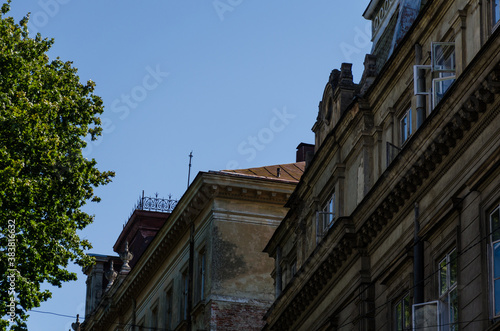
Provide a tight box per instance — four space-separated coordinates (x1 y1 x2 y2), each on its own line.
135 191 178 213
123 191 178 229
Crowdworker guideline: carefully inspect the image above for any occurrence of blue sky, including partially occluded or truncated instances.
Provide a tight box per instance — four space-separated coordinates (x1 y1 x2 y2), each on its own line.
6 1 372 329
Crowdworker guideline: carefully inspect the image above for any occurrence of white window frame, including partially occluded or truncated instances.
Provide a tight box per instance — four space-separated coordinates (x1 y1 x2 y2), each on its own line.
413 301 440 331
413 42 456 110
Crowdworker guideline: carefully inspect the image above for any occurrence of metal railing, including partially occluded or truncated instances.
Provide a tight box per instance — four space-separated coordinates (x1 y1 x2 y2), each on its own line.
135 191 177 213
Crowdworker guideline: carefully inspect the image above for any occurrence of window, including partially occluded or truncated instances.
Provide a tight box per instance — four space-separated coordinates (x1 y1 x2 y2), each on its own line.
432 43 456 108
493 0 500 27
413 42 456 110
181 269 189 321
412 248 457 331
151 304 158 329
281 263 287 288
165 287 173 330
394 293 411 331
438 249 458 331
490 205 500 316
400 108 412 145
413 301 440 331
197 248 206 302
317 191 336 241
290 258 297 278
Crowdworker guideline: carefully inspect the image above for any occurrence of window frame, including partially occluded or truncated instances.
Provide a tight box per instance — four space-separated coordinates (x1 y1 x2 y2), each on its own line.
490 205 500 317
196 247 206 303
165 285 173 330
180 268 189 321
431 42 456 109
412 300 440 331
493 0 500 29
438 248 458 331
413 42 456 111
394 292 411 331
316 191 336 242
399 108 412 145
150 301 159 330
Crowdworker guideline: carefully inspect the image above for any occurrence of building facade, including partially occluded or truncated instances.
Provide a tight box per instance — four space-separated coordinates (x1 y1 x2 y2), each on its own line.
264 0 500 330
82 161 305 330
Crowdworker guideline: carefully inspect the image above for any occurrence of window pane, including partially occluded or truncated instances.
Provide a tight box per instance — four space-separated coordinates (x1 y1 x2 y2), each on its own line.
450 288 458 330
440 258 448 295
494 0 500 25
495 279 500 315
494 243 500 279
432 43 455 72
404 295 411 329
491 207 500 241
395 302 402 331
401 116 408 143
450 249 457 286
408 109 412 136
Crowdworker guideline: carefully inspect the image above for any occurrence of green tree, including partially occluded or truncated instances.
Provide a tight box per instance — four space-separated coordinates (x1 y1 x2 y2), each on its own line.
0 1 114 329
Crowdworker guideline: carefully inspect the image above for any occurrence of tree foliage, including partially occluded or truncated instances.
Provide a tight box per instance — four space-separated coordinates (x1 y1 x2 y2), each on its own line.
0 1 114 328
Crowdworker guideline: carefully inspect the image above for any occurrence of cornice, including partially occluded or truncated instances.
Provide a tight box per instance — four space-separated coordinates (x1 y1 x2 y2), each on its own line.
265 29 500 331
84 171 298 329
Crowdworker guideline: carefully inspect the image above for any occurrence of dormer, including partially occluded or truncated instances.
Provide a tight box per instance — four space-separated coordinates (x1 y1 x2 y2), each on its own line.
363 0 424 73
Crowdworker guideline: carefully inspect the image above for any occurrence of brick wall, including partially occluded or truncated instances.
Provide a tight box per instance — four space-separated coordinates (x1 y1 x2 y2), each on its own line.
209 300 270 331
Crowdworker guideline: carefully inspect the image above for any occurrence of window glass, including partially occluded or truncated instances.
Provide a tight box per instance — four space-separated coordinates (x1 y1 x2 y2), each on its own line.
439 257 448 296
492 206 500 316
450 288 458 331
181 270 189 320
404 295 411 329
166 289 173 329
491 207 500 241
495 279 500 315
400 108 412 144
439 249 458 330
317 191 336 241
198 249 206 301
395 301 403 330
494 0 500 26
450 249 457 286
494 243 500 278
395 294 411 331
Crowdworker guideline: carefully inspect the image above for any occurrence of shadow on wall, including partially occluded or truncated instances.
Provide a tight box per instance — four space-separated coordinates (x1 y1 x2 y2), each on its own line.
212 226 247 288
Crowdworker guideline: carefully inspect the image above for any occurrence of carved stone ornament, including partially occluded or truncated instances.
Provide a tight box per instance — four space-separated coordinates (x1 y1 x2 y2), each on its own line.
105 260 117 291
119 241 133 275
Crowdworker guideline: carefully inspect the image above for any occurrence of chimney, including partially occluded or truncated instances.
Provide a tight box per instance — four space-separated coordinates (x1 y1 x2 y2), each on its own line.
296 143 315 162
